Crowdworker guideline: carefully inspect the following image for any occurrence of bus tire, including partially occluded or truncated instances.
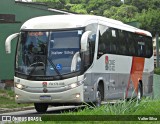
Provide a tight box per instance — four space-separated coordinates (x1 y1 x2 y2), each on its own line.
137 83 143 101
34 103 48 113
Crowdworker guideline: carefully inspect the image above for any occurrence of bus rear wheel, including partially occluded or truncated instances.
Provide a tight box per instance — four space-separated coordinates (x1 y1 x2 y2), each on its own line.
34 103 48 113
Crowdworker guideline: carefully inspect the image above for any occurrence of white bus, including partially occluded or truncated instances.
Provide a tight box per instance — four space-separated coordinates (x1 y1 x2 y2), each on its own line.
5 15 154 112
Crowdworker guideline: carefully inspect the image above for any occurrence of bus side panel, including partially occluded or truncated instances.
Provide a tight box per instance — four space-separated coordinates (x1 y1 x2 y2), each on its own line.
83 54 153 102
83 72 110 102
142 56 154 96
84 54 133 102
142 72 153 96
83 73 95 102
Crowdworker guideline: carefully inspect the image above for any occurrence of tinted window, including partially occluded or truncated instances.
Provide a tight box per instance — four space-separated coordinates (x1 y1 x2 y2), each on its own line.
98 24 153 58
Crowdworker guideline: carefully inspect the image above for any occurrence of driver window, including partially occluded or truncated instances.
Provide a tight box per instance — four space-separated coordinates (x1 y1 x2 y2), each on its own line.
26 32 47 55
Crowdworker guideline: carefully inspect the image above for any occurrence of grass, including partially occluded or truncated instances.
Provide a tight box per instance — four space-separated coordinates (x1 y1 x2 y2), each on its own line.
154 67 160 75
63 97 160 115
1 69 160 123
0 89 33 109
1 91 159 124
16 98 160 124
1 88 160 124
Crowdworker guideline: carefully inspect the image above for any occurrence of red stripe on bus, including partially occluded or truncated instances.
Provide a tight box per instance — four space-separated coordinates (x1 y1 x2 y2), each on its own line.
135 31 147 36
126 57 145 98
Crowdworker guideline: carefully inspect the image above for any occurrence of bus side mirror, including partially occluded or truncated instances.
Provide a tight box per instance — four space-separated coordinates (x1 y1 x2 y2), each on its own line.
5 33 19 54
81 31 92 52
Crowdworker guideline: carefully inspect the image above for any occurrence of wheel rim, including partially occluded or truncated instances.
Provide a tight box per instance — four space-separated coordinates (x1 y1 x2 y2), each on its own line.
96 91 101 107
137 89 141 100
137 85 141 100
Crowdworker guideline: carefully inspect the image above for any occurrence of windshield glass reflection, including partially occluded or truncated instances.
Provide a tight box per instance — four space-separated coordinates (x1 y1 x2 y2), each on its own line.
16 30 83 77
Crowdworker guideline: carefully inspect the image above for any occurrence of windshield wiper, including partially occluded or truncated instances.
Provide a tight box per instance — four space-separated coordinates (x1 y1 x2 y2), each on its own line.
47 58 62 79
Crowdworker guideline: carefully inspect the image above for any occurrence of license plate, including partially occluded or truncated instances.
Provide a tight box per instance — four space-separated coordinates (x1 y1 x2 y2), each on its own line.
39 95 52 100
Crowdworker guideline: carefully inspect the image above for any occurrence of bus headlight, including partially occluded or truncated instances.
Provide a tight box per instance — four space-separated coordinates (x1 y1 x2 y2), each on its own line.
15 83 26 90
69 83 78 88
68 81 84 89
70 83 78 88
68 78 85 89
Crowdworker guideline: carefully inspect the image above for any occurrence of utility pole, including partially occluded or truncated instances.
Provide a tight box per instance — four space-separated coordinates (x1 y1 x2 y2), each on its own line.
156 33 159 67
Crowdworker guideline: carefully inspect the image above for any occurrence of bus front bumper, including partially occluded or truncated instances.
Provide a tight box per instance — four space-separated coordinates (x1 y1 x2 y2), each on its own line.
14 84 84 104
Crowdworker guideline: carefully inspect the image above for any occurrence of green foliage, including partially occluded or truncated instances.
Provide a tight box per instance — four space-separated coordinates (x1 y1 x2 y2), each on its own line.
0 89 32 108
66 98 160 115
104 5 138 23
35 99 160 124
154 67 160 75
33 0 160 36
69 4 87 14
135 9 160 35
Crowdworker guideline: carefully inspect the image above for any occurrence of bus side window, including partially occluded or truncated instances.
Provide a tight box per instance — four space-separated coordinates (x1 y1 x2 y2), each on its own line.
134 35 145 57
98 32 106 58
117 30 126 55
98 25 109 58
110 29 118 54
145 37 153 58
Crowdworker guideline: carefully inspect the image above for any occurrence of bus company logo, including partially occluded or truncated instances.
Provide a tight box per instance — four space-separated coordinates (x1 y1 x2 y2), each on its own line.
105 56 109 70
42 82 47 88
105 56 115 71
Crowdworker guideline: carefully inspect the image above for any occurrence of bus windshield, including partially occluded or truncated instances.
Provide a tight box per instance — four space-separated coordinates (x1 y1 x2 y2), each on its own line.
16 30 83 78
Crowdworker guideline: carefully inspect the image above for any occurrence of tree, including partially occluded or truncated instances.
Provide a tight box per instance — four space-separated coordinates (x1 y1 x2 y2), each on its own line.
69 4 87 14
135 9 160 36
33 0 160 35
103 5 138 22
86 0 122 15
103 6 118 17
131 0 149 12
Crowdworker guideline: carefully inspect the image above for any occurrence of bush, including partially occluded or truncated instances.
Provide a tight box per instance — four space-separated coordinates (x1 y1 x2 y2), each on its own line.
154 67 160 75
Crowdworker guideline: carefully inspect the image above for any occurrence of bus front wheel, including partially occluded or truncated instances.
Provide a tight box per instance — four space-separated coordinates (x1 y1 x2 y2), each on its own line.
34 103 48 113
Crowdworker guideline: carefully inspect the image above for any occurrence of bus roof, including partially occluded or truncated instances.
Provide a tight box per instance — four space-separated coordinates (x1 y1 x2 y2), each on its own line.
20 14 151 37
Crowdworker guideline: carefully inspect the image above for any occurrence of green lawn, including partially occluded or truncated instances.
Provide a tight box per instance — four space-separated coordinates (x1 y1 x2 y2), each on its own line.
0 92 160 124
0 89 32 109
17 98 160 124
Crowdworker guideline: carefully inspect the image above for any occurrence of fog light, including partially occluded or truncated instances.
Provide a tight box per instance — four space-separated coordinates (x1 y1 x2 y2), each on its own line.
76 93 80 98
